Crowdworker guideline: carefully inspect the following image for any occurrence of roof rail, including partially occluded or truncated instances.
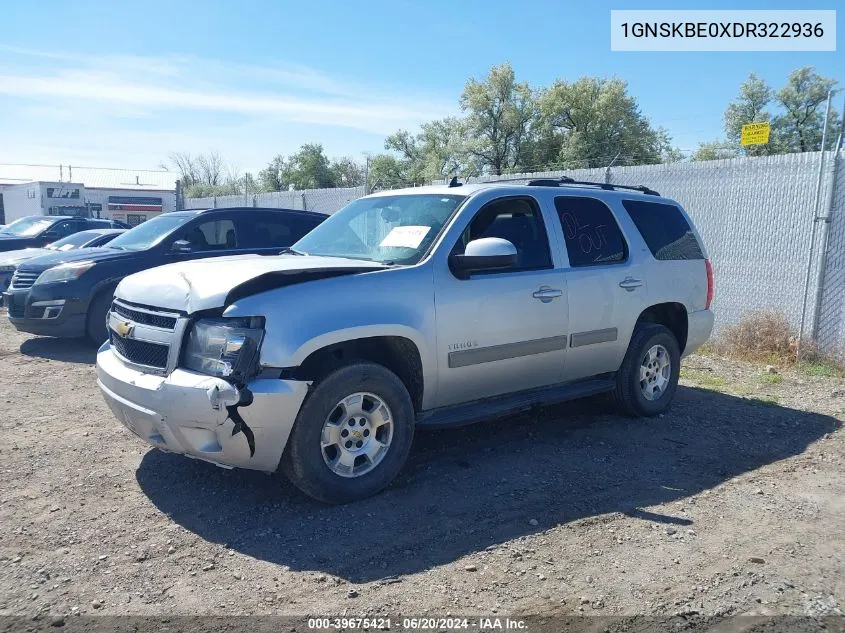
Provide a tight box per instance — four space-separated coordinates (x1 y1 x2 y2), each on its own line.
466 175 660 196
525 177 660 196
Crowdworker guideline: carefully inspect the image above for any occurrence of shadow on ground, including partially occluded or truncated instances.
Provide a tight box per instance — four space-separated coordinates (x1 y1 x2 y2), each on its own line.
19 337 98 364
136 386 839 583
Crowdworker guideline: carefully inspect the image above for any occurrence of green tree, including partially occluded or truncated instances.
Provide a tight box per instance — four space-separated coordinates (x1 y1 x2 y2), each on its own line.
367 154 412 190
330 157 365 187
724 73 774 156
460 63 535 175
258 155 287 192
284 143 335 189
691 140 739 162
257 144 356 191
535 77 672 169
385 117 470 184
773 67 839 152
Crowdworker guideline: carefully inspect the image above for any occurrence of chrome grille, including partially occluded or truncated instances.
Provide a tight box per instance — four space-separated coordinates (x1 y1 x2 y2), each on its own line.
110 333 169 369
112 301 178 330
107 301 183 372
10 271 39 290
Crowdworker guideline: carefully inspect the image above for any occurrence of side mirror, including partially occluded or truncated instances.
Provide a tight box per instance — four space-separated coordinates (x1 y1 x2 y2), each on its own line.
42 231 59 242
451 237 517 278
171 239 193 253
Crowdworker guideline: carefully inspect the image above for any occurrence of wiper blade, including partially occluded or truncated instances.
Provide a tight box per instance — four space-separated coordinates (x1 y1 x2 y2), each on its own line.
279 247 308 256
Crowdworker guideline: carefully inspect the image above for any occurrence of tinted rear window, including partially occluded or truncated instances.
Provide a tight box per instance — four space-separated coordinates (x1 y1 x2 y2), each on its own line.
622 200 704 261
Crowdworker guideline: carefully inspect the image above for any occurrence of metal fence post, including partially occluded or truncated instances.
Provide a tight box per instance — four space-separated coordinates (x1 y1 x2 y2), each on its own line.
810 98 845 339
797 90 834 357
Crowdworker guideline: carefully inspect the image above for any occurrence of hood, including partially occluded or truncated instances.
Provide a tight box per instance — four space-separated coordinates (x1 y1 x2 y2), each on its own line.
116 254 388 313
15 247 134 272
0 237 39 251
0 248 51 266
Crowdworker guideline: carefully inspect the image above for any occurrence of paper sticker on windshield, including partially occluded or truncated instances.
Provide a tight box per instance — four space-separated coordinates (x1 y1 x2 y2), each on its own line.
379 225 431 249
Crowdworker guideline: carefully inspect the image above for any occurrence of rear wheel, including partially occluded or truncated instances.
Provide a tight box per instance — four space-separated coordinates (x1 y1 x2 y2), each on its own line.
86 290 113 345
281 362 415 504
613 323 680 417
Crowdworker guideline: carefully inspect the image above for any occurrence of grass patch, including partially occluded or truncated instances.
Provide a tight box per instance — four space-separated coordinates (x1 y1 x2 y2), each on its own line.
680 368 726 390
758 373 784 385
700 309 845 377
750 394 780 406
800 361 845 378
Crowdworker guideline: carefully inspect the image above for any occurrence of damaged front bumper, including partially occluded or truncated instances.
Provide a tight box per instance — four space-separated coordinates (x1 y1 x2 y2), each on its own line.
96 342 309 472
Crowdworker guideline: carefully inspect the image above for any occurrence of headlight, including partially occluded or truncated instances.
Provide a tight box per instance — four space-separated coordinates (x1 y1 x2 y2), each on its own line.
34 261 95 285
182 316 265 379
0 265 16 273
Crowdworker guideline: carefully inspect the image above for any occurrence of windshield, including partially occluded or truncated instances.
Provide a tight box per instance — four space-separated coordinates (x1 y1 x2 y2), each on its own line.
107 214 192 251
47 230 99 251
0 216 54 237
293 194 465 264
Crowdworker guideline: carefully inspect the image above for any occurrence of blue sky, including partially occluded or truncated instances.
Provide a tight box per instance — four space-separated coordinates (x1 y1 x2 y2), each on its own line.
0 0 841 176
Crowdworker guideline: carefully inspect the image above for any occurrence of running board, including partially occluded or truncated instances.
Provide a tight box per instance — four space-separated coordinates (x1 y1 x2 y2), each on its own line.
416 375 616 428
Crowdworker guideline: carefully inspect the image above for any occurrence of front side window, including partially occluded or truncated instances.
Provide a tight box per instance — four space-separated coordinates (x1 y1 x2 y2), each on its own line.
554 197 627 267
107 214 193 251
293 194 465 265
50 220 80 239
622 200 704 261
454 197 552 271
179 219 238 250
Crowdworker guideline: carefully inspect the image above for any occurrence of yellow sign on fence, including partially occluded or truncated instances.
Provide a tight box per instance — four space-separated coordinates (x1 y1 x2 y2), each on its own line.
741 122 771 146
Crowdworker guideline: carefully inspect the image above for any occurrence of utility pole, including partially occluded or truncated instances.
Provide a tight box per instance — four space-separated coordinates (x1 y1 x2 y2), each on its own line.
68 165 72 182
363 153 371 195
605 152 621 184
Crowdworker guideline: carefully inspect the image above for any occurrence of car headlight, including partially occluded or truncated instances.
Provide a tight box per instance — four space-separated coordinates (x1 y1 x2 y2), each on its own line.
34 261 95 285
0 265 16 273
182 316 265 379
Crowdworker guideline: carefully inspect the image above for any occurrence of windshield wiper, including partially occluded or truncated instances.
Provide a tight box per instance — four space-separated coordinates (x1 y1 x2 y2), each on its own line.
279 247 308 256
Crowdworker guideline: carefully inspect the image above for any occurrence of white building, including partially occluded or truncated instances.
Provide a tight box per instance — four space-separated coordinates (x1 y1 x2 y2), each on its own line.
0 181 177 226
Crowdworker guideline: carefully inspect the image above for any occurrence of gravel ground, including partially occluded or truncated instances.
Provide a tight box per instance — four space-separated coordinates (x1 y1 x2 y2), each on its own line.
1 311 844 621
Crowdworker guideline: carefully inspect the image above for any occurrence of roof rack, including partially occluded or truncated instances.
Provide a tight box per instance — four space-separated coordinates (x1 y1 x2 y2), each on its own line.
460 175 660 196
525 177 660 196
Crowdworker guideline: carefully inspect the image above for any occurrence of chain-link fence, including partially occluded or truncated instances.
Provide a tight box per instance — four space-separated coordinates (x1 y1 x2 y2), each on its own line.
183 186 364 215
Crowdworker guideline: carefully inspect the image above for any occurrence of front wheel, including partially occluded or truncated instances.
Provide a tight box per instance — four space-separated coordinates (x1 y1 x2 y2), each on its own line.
86 289 114 345
281 362 415 504
613 323 680 417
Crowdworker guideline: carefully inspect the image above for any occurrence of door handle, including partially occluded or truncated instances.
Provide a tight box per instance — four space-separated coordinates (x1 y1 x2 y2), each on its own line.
532 286 563 303
619 277 643 291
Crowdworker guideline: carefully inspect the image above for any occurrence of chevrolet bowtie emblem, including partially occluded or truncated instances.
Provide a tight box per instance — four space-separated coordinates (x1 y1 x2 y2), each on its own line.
114 320 134 337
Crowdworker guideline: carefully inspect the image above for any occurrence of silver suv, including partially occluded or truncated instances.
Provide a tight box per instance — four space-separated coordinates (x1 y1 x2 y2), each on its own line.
96 178 714 503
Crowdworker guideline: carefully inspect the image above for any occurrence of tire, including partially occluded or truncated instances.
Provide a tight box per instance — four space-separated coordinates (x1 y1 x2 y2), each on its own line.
86 289 114 345
281 362 415 504
613 323 680 417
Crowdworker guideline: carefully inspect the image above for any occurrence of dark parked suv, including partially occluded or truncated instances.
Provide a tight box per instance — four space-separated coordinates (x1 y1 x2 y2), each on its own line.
4 207 325 342
0 216 129 252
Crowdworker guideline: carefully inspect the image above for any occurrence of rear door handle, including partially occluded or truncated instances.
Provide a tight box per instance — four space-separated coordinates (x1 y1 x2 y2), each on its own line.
532 286 563 302
619 277 643 291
